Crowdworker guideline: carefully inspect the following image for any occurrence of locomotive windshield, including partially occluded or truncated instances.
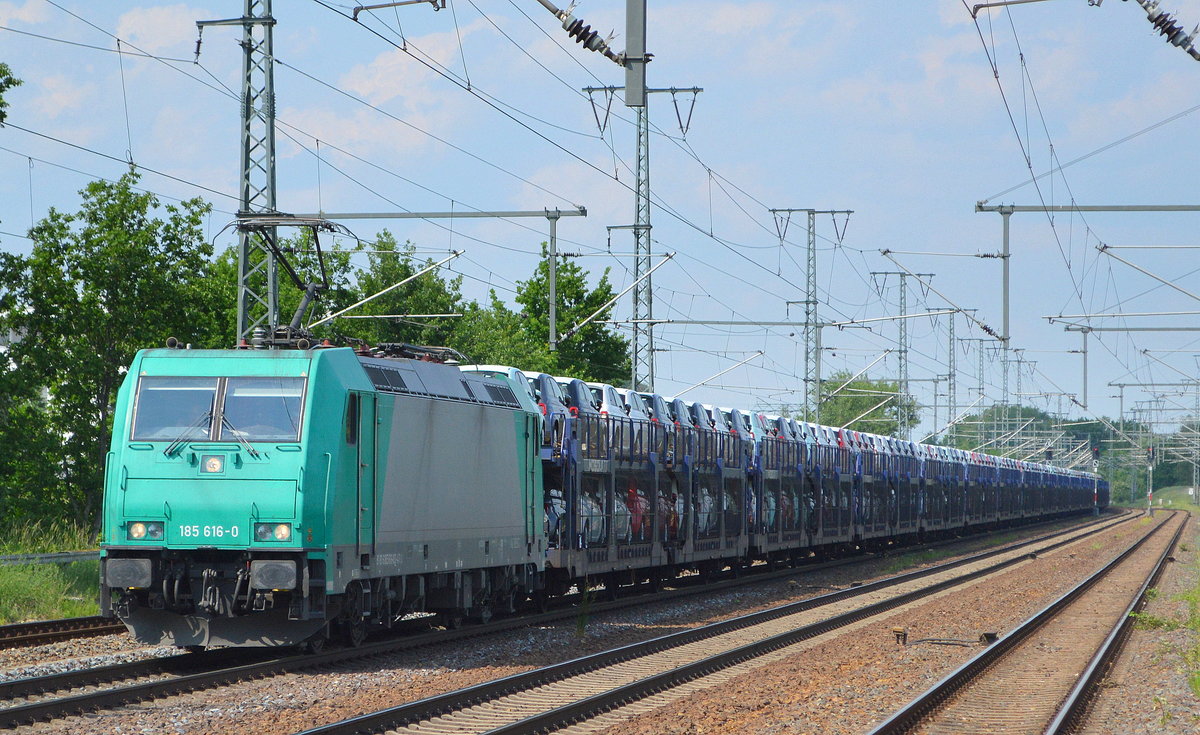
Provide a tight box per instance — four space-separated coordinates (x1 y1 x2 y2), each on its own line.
220 377 304 441
131 377 218 440
131 376 305 442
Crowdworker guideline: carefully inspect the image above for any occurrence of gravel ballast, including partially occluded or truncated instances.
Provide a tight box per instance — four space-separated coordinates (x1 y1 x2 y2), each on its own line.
1079 511 1200 735
3 515 1163 735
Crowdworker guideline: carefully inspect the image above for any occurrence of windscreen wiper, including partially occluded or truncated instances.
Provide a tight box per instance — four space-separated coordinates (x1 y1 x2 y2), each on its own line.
220 415 261 458
163 409 213 457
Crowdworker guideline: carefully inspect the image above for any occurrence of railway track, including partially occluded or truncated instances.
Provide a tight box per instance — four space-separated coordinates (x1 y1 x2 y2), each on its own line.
0 513 1127 729
0 616 126 649
867 510 1187 735
278 513 1140 735
0 514 1085 656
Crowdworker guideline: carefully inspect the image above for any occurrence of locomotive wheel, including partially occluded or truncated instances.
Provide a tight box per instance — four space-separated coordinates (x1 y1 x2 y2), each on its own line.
303 629 328 654
345 620 366 648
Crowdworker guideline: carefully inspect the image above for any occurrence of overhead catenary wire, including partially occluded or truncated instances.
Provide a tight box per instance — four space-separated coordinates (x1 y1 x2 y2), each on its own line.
304 0 901 373
11 3 1161 432
311 0 879 316
963 1 1163 406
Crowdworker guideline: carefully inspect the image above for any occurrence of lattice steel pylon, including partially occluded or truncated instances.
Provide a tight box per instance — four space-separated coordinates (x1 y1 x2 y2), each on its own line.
804 211 818 420
947 311 956 443
199 0 280 344
770 209 850 420
631 104 653 391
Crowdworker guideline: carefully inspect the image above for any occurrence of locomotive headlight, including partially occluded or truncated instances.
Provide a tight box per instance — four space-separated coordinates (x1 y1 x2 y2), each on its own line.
126 522 163 540
255 523 291 542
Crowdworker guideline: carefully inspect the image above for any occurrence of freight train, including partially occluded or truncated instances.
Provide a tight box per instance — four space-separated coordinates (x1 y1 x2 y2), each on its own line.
100 344 1107 649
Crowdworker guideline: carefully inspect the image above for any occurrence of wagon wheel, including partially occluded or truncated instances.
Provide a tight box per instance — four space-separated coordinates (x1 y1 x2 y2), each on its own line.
532 589 549 613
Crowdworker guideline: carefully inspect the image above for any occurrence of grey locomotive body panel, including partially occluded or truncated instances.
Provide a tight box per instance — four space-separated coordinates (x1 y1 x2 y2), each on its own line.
372 391 534 577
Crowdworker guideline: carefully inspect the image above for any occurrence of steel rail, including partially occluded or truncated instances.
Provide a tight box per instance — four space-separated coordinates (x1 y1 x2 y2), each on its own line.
0 647 277 701
0 513 1120 728
291 514 1131 735
0 551 97 567
1043 512 1190 734
866 511 1185 735
0 616 124 649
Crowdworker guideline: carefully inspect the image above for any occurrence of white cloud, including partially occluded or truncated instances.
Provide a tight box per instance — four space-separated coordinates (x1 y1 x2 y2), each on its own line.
277 96 471 165
116 4 208 56
655 1 855 74
272 20 500 168
679 1 775 37
812 29 996 124
31 74 92 119
938 0 974 27
519 158 622 220
0 0 48 26
1066 68 1200 155
343 19 489 107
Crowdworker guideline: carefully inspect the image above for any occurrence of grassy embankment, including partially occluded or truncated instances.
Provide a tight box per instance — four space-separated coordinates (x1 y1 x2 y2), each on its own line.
1125 485 1200 699
0 520 99 624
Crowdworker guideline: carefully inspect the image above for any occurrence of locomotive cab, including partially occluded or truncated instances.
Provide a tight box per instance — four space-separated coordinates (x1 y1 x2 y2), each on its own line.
101 348 337 648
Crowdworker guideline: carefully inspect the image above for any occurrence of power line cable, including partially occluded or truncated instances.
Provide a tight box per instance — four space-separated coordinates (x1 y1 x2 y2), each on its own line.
313 0 869 305
277 56 583 207
4 123 239 203
5 18 602 262
0 24 191 61
0 144 239 216
983 101 1200 203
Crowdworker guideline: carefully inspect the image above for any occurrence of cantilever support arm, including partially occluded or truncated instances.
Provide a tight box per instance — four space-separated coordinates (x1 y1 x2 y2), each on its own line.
673 351 765 399
559 253 674 343
1097 244 1200 304
307 251 462 329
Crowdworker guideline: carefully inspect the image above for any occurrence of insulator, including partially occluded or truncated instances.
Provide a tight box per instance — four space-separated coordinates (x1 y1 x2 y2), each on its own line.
564 18 597 47
558 11 623 64
1153 14 1183 39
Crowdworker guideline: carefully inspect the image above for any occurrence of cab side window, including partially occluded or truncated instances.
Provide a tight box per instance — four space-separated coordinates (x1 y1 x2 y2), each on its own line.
346 393 360 445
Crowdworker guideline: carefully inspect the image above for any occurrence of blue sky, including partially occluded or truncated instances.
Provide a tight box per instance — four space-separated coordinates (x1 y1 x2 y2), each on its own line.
3 0 1200 440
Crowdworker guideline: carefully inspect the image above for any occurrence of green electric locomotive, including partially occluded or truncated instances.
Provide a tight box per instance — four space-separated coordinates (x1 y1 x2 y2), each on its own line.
100 345 544 648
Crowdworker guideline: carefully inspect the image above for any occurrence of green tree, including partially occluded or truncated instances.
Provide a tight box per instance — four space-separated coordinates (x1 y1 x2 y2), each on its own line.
0 172 215 528
0 62 19 125
338 232 465 348
948 404 1057 452
454 292 554 369
513 246 630 384
0 362 62 524
818 371 920 436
